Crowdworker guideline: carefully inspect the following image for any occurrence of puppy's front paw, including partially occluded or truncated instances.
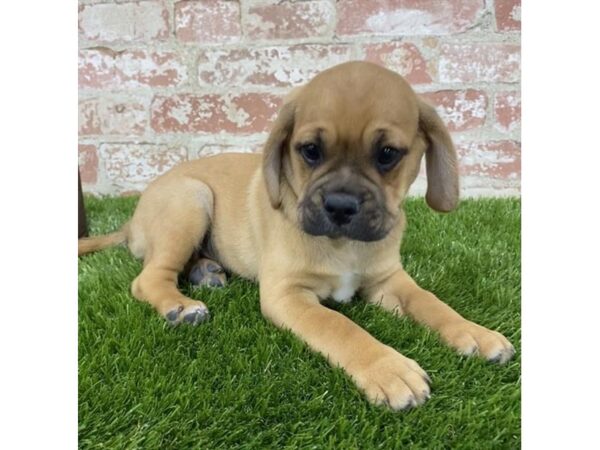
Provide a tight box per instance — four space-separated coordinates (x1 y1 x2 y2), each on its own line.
440 320 515 363
353 350 431 410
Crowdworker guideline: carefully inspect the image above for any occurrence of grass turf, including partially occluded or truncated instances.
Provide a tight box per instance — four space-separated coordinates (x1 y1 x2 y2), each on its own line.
79 196 521 449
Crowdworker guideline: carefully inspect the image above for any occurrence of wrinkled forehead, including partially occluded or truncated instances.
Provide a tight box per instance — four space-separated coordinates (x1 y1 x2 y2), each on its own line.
293 67 420 146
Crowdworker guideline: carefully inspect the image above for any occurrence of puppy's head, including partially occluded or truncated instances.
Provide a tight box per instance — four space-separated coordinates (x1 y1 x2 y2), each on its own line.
263 61 459 242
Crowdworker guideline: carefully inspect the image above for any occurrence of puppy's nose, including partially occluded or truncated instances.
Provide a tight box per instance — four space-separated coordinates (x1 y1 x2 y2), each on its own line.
323 192 361 225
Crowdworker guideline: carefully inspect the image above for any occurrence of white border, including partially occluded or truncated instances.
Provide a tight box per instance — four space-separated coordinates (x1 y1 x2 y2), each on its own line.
523 1 600 448
0 2 77 449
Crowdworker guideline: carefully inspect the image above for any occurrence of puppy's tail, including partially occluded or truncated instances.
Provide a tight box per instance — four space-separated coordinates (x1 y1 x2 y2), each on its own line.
78 224 129 256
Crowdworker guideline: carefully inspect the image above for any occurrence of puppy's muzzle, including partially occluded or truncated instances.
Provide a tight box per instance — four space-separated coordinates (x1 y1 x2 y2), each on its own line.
323 192 361 226
299 182 392 242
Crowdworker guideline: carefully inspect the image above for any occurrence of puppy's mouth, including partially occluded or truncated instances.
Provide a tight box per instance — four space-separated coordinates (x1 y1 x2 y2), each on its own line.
298 189 393 242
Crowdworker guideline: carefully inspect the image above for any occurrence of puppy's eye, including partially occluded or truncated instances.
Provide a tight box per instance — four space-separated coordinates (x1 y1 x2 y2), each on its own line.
298 143 322 167
375 146 406 172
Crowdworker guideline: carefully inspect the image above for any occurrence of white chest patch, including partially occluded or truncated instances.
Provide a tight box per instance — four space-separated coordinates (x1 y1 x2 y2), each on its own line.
331 272 360 303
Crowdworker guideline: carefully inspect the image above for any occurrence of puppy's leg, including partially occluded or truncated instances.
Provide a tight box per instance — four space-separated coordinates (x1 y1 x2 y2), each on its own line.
260 282 431 410
366 268 515 363
130 178 213 325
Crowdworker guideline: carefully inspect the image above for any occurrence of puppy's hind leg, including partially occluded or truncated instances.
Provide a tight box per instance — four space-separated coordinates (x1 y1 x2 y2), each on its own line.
130 178 214 326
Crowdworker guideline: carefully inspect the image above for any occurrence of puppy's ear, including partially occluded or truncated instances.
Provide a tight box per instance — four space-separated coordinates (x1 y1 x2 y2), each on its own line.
262 90 299 209
418 97 460 212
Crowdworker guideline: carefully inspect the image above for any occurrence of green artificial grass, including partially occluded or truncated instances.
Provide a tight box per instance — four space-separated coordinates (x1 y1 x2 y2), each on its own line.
79 196 521 449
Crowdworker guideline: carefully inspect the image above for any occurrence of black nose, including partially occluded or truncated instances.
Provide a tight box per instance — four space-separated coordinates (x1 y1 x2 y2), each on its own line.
323 192 361 225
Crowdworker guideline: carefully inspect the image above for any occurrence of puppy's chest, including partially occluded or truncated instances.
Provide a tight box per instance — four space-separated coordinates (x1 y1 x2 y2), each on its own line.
313 249 373 304
329 272 361 304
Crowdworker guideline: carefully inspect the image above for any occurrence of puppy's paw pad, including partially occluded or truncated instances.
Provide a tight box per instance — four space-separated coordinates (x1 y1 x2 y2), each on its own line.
164 302 209 326
165 305 184 324
188 259 227 288
205 262 223 273
207 277 224 288
182 306 210 325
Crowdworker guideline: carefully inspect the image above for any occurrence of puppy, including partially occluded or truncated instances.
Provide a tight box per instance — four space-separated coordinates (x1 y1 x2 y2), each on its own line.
79 61 514 410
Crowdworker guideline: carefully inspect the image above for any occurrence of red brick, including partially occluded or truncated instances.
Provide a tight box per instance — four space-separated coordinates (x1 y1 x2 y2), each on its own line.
197 45 352 87
364 42 432 85
495 0 521 31
421 90 487 132
439 43 520 83
151 94 282 134
78 144 98 184
79 98 148 136
244 0 335 40
336 0 483 36
79 1 169 43
79 101 101 136
494 91 520 133
100 143 188 191
79 48 187 89
175 1 241 43
195 143 259 158
458 141 520 179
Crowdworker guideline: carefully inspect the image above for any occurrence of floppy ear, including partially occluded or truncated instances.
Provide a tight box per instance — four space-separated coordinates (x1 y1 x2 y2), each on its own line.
262 94 298 209
418 97 460 212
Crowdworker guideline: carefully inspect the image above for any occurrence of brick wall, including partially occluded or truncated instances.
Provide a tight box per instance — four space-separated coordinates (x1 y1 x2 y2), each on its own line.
79 0 521 197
